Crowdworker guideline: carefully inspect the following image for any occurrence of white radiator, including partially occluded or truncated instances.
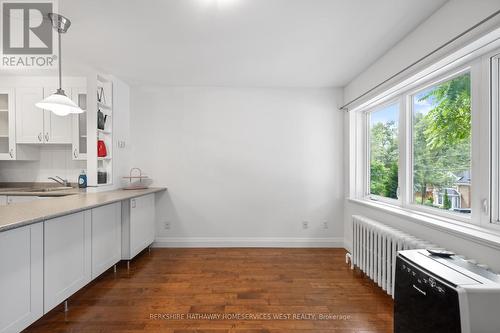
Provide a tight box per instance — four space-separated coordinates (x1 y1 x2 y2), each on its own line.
350 215 437 297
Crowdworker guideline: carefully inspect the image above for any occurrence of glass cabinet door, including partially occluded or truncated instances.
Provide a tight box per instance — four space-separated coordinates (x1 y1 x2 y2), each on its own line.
72 88 87 160
0 91 14 159
77 93 87 154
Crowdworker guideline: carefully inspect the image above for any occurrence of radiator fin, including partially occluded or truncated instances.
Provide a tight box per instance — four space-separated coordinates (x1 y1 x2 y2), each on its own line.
351 215 436 298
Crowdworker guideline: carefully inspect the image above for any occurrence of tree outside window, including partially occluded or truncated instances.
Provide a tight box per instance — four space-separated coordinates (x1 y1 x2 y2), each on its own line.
412 72 471 214
369 103 399 199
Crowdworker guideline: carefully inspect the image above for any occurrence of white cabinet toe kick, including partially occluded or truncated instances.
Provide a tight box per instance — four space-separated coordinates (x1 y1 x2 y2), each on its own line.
0 193 156 333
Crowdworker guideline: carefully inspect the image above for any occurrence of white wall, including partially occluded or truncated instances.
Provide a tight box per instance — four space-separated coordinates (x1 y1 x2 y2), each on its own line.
343 1 500 271
131 86 344 247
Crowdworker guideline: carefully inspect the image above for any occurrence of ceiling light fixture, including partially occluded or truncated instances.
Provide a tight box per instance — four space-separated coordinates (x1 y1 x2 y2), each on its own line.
201 0 239 7
35 13 83 116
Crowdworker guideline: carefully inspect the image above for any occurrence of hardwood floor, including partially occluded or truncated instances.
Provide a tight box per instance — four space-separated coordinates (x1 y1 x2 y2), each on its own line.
25 248 393 333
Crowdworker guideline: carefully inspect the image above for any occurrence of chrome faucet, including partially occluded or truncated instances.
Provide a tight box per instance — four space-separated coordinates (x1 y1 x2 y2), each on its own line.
48 176 70 187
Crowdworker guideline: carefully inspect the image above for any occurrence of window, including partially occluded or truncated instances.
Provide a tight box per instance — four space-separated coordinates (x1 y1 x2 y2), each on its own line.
361 67 477 222
369 103 399 200
411 73 471 215
353 40 500 231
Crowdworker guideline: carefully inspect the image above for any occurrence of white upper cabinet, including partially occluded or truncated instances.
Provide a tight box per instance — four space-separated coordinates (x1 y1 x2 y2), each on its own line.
0 89 15 160
15 87 73 145
15 87 44 144
42 87 72 144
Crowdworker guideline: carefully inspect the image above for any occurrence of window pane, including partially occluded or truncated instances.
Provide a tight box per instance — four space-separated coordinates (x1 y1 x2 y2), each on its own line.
412 73 471 215
369 103 399 199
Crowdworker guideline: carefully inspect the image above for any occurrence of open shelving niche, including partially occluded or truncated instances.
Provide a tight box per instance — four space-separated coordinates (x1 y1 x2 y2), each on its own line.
87 73 113 187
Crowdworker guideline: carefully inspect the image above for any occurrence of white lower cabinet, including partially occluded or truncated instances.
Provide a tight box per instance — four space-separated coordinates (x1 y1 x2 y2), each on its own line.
0 193 157 331
43 211 91 313
0 223 43 333
91 202 122 279
122 194 156 260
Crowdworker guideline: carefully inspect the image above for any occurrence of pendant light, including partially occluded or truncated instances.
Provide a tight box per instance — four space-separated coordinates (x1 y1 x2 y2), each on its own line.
35 13 83 116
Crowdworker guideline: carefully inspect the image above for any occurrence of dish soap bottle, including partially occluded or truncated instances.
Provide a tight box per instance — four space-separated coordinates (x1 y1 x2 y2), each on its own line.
78 170 87 188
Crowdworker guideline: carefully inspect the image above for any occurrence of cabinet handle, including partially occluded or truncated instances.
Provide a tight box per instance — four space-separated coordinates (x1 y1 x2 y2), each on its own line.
38 133 42 142
9 149 13 158
45 133 49 142
73 148 78 158
131 199 136 208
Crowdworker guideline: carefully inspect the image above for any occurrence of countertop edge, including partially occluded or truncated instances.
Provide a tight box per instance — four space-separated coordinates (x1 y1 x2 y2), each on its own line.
0 187 167 233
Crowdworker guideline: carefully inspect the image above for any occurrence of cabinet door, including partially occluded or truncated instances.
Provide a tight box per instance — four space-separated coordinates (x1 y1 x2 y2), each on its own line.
0 223 43 333
91 202 121 279
71 88 87 160
130 194 155 258
43 87 72 144
0 89 15 160
15 87 43 144
44 211 91 313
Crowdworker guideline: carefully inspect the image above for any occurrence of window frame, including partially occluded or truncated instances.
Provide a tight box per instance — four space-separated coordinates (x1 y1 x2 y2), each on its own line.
490 52 500 227
361 60 488 226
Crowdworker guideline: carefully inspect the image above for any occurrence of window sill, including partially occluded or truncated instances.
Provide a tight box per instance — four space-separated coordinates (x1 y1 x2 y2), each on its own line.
347 197 500 251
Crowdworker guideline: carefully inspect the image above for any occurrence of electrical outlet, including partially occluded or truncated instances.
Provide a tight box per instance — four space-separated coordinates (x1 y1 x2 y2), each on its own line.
302 221 309 229
164 221 171 230
322 221 328 229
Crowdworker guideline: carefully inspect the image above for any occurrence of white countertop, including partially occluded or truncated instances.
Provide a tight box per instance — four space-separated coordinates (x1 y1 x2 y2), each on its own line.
0 187 166 232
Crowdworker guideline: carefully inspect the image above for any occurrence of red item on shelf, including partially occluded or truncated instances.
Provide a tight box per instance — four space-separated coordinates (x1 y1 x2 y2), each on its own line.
97 140 107 157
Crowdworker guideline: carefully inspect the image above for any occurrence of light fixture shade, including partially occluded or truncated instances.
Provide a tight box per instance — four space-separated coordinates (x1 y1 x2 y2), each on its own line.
35 93 83 116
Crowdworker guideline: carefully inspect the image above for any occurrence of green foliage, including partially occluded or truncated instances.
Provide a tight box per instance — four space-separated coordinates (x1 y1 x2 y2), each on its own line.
443 191 452 210
370 121 398 199
371 121 398 166
413 73 471 208
370 160 388 196
419 73 471 149
385 162 399 198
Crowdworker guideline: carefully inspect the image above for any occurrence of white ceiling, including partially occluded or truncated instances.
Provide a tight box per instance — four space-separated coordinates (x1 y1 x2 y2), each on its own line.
59 0 447 87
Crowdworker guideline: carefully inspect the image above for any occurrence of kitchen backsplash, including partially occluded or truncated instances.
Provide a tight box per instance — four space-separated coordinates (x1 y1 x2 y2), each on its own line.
0 145 85 183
